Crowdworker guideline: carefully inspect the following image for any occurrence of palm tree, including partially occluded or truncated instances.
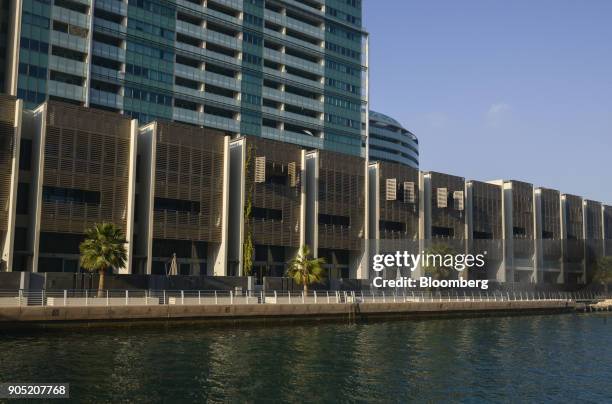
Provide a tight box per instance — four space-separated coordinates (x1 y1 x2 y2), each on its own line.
422 243 456 282
286 245 326 293
593 256 612 294
79 222 127 297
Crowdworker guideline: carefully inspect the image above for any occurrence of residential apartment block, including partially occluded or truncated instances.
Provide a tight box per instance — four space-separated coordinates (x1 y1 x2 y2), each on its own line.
0 100 611 288
2 0 368 158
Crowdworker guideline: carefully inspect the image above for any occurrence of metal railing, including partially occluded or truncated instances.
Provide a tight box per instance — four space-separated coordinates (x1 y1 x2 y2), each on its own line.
0 289 609 308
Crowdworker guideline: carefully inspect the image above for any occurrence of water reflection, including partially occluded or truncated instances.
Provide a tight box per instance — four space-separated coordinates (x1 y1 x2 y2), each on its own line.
0 314 611 402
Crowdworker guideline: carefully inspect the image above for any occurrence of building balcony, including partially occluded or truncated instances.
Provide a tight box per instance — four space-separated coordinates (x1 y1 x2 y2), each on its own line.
92 41 126 61
50 31 89 54
95 0 127 15
263 48 323 76
93 17 126 35
89 88 123 110
262 86 323 112
263 9 324 40
47 81 86 103
48 55 87 78
52 5 90 29
174 63 240 91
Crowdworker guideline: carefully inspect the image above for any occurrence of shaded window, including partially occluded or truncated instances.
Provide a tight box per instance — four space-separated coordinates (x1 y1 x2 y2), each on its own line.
379 220 404 233
432 226 453 238
43 186 100 205
319 214 350 227
154 197 200 214
252 207 282 221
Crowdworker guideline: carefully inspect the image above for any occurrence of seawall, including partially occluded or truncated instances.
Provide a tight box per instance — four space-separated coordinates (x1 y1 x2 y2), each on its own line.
0 300 575 328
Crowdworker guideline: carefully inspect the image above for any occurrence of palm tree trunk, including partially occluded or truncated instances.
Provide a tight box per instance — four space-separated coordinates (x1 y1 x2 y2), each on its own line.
303 282 308 294
98 269 105 298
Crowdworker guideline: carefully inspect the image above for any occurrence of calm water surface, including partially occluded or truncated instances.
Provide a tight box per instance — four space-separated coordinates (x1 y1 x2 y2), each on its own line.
1 313 611 403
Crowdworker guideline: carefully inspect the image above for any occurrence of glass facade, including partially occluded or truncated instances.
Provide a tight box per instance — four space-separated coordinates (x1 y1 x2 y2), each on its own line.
368 110 418 169
7 0 367 157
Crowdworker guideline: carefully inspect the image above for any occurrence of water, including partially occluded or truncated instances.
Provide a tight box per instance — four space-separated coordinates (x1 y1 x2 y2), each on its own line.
1 313 611 403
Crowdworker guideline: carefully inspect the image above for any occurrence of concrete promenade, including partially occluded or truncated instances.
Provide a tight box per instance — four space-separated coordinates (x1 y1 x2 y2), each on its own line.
0 300 575 326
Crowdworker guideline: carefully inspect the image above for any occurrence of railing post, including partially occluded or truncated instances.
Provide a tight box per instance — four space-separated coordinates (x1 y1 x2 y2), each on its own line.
361 291 365 303
327 291 330 303
288 291 291 304
260 290 263 304
181 290 185 305
230 290 233 305
336 291 340 303
372 290 375 303
163 290 166 305
125 290 129 306
18 289 22 307
63 290 67 306
106 290 109 306
215 290 218 305
41 290 45 306
314 290 317 304
274 290 277 303
302 291 305 304
198 290 201 305
145 290 148 305
85 289 88 306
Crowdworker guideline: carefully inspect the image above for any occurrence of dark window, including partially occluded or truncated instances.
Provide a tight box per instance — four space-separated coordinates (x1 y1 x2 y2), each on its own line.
154 197 200 214
16 183 29 214
252 207 282 221
432 226 453 238
19 139 32 170
42 186 100 205
318 214 350 227
379 220 404 233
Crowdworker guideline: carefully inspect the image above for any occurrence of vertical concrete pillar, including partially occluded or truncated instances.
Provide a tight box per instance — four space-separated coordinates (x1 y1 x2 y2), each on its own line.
1 99 22 270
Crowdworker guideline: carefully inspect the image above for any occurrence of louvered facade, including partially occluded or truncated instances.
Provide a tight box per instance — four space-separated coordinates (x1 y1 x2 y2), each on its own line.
244 137 303 279
428 172 465 240
152 122 225 243
40 102 132 234
377 161 418 240
247 137 302 249
467 181 502 273
537 188 562 280
317 150 364 251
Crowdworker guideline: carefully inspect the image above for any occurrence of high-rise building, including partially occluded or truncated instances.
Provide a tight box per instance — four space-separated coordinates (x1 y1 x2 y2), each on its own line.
3 0 368 156
368 110 418 169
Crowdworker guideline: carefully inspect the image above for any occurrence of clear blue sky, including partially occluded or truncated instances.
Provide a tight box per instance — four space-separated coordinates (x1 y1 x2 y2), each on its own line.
364 0 612 204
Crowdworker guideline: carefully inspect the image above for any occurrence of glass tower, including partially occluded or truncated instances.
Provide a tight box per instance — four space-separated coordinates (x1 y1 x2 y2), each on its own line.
5 0 368 156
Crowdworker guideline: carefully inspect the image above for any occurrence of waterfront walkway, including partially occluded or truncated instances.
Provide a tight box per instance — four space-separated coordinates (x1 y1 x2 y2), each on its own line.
0 289 592 325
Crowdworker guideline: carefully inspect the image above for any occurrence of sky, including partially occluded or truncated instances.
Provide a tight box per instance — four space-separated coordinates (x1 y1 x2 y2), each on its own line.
363 0 612 204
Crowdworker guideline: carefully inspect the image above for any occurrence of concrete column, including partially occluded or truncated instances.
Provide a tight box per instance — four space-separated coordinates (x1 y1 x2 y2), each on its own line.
120 119 139 274
135 123 157 275
27 104 48 272
1 99 22 271
213 136 231 275
227 138 246 276
304 151 319 257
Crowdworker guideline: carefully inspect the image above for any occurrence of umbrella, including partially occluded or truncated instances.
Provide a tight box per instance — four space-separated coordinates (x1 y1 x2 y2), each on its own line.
167 253 178 276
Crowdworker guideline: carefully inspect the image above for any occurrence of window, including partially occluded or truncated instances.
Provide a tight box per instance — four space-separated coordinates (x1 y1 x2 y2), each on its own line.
154 197 200 214
43 186 101 205
380 220 404 233
252 207 282 221
318 214 350 227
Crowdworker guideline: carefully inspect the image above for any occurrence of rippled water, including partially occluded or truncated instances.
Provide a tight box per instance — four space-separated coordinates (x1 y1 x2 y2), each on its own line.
1 313 611 402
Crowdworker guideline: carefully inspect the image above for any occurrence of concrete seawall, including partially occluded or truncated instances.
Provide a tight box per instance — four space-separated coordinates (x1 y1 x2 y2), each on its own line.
0 300 575 327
